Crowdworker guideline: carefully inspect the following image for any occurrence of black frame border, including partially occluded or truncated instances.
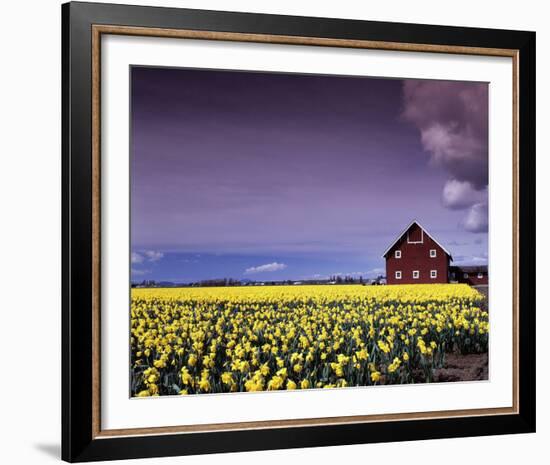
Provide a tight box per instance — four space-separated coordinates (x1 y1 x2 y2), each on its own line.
62 1 536 462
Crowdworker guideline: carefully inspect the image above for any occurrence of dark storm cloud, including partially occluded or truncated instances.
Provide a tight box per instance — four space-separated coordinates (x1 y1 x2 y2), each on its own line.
402 81 489 232
402 80 488 189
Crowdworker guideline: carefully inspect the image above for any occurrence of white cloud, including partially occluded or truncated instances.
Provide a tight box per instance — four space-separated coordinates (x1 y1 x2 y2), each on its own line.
244 262 287 274
131 268 150 276
133 250 164 263
331 270 383 278
442 180 486 210
463 203 489 233
454 252 488 265
143 250 164 262
334 271 368 277
441 180 488 232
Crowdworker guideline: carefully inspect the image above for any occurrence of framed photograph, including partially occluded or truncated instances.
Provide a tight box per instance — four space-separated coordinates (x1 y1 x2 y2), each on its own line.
62 1 536 462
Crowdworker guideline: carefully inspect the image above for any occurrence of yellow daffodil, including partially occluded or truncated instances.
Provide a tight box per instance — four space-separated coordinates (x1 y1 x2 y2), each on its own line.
131 284 487 396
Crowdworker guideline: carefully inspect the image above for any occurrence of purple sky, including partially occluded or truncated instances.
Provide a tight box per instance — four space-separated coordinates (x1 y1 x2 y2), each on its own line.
130 67 488 282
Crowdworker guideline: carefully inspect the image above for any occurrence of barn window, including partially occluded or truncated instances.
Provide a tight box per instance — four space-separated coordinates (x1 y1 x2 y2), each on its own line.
463 273 469 278
412 270 419 279
477 272 484 279
430 270 437 279
395 250 401 259
395 271 402 280
430 249 437 258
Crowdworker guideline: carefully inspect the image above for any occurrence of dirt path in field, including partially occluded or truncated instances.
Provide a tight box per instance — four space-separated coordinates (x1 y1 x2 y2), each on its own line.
431 286 488 383
433 353 488 382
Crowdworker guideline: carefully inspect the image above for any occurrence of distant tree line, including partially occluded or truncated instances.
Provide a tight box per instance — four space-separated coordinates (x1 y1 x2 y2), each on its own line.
328 275 364 284
130 274 387 288
193 278 241 287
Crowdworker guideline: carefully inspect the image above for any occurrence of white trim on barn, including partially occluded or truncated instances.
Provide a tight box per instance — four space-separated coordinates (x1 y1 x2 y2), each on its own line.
381 220 453 259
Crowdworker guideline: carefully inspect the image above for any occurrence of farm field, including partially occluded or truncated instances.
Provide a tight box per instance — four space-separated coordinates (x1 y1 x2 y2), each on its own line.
130 284 489 397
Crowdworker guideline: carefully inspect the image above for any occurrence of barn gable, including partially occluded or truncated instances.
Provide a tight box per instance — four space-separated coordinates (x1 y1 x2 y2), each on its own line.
382 220 453 260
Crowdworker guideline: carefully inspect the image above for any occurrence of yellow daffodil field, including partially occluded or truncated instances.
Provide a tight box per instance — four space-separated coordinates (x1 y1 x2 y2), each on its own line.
130 284 488 397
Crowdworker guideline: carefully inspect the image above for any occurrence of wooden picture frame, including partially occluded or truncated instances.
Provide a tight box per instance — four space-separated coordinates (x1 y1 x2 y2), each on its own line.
62 1 535 462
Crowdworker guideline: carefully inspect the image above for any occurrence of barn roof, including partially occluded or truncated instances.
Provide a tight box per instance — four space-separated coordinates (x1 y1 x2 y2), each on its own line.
381 220 453 259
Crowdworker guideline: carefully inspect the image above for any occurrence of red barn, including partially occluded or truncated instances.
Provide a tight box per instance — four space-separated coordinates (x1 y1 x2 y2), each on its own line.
383 221 453 285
